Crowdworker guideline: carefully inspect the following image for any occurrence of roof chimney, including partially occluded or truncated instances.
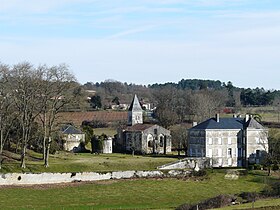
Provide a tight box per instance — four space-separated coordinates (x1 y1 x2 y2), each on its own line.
192 122 197 127
216 113 220 123
245 114 250 122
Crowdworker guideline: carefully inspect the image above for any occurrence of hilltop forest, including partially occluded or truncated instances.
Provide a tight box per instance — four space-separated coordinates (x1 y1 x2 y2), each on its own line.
82 79 280 125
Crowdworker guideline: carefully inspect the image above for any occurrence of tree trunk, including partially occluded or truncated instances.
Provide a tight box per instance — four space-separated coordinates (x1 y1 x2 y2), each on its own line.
43 136 46 161
44 136 51 167
43 112 47 161
0 129 3 169
20 144 26 168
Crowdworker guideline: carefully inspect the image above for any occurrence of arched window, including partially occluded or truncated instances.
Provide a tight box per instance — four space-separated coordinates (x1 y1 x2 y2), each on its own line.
147 134 153 147
159 135 164 147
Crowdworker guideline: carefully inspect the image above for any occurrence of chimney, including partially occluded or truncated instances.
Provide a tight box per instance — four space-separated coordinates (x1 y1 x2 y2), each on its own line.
216 113 220 122
245 114 250 122
192 122 197 127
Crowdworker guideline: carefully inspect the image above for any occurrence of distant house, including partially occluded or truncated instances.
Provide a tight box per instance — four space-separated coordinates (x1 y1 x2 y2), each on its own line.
116 95 172 154
61 125 85 152
188 114 268 167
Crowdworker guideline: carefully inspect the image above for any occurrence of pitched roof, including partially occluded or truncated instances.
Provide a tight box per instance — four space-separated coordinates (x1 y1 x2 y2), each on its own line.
124 124 154 131
62 125 84 134
245 118 264 129
191 117 244 130
128 95 143 112
190 116 265 130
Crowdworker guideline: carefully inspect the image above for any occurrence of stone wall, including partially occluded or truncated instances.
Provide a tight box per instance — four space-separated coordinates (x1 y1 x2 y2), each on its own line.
0 170 191 186
157 158 211 170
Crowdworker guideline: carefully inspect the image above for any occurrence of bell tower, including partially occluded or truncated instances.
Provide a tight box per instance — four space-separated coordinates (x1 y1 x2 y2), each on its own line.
128 95 143 125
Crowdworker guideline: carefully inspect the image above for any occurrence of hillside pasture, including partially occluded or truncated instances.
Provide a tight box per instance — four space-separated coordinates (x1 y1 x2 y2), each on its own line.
0 171 268 209
0 151 177 173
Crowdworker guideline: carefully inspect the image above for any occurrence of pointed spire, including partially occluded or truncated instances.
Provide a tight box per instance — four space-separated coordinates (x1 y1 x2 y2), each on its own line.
128 94 143 112
128 94 143 126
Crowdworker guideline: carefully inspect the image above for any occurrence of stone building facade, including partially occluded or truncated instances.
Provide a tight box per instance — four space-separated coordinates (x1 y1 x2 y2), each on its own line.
61 125 85 152
116 95 172 154
188 114 268 167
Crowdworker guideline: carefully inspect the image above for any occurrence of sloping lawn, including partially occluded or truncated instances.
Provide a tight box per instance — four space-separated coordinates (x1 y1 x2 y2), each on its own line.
0 151 178 173
0 172 267 209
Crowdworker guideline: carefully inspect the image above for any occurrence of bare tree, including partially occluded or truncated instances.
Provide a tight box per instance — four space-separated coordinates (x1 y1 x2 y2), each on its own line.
153 87 179 128
38 64 77 167
190 90 225 123
0 64 18 169
171 125 189 156
7 63 45 168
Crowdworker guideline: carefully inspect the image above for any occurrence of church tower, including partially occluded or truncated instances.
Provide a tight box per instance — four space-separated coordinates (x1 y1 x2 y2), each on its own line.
128 95 143 126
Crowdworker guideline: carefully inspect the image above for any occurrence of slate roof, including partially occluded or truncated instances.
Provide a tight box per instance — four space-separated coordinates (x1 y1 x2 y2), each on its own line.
245 118 264 129
190 116 264 130
191 117 244 130
128 95 143 112
62 125 84 134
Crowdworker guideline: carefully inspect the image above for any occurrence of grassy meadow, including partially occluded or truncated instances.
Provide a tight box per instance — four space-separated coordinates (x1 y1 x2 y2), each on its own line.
0 171 269 209
0 150 178 173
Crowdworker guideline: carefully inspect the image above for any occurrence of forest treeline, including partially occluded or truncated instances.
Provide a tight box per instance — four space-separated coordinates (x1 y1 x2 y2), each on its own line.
83 79 280 111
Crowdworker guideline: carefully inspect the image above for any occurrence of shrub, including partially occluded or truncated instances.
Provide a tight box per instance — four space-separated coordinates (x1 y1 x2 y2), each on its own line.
272 164 279 171
176 194 235 210
192 169 207 177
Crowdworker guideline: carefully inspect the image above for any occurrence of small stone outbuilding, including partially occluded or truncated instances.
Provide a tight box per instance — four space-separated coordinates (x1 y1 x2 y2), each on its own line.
61 125 85 152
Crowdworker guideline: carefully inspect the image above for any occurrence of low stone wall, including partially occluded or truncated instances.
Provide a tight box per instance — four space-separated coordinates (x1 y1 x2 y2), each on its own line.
157 158 211 170
0 170 191 186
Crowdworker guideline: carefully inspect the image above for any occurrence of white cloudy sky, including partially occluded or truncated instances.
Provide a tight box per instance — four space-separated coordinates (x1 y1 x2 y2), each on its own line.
0 0 280 89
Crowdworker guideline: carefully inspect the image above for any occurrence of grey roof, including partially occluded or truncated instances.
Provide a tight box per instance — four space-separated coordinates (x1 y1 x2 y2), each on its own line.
245 118 264 129
190 116 264 130
62 125 84 134
128 94 143 112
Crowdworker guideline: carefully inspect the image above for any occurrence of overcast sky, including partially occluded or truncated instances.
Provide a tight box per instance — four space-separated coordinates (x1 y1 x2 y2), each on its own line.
0 0 280 89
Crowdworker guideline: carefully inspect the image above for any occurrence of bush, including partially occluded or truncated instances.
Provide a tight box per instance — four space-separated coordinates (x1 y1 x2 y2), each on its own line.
176 194 235 210
239 192 258 202
272 164 279 171
192 169 207 177
254 164 262 170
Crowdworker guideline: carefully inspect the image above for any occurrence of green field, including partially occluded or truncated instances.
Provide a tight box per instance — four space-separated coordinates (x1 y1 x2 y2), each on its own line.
0 172 268 209
0 151 177 173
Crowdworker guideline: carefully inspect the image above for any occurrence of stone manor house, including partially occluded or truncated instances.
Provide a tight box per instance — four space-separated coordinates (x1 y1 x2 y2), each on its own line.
188 114 268 167
116 95 172 154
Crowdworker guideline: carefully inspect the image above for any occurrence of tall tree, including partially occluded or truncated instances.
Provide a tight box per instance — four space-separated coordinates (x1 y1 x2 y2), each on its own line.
38 64 77 167
8 63 44 168
0 64 17 169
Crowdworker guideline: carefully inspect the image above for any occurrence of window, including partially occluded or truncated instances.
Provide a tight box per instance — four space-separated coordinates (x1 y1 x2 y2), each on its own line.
154 129 158 135
159 136 164 147
208 138 213 145
256 150 260 157
208 149 212 157
218 138 222 145
218 158 222 166
228 138 232 145
218 148 222 157
238 148 242 157
148 140 153 147
227 148 232 157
